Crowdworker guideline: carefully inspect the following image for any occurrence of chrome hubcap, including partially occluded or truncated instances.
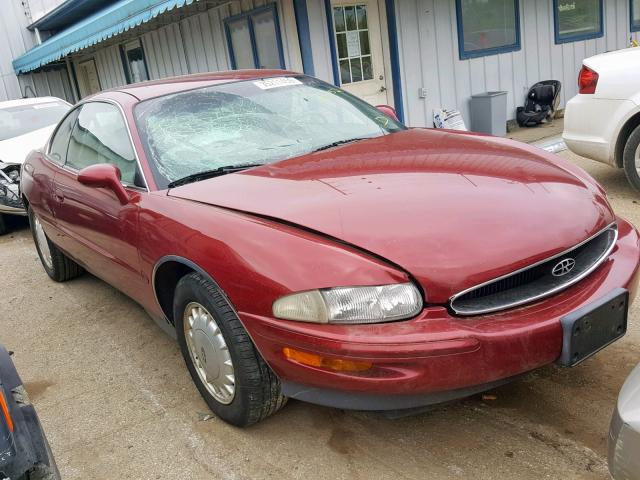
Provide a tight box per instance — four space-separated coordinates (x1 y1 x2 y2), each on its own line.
183 302 235 404
33 216 53 270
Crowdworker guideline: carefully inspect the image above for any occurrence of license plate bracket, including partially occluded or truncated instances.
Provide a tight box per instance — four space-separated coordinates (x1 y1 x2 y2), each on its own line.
557 288 628 367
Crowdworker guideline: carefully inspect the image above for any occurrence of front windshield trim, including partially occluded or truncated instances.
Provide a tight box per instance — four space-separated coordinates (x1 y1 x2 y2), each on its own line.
134 75 406 190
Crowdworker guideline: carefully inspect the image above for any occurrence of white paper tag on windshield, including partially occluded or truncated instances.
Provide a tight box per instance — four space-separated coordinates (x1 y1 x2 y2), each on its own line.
253 77 302 90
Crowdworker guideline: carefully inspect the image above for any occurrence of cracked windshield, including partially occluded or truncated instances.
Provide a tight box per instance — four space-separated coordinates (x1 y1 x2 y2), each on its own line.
134 76 405 188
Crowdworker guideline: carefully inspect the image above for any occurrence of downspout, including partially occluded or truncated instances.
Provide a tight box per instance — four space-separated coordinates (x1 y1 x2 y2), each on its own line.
65 58 80 103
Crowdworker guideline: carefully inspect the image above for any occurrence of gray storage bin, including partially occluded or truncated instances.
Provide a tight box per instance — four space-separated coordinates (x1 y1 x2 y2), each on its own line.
470 91 507 136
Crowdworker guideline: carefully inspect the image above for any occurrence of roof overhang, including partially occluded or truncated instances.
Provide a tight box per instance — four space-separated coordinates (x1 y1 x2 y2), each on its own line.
28 0 120 32
13 0 196 74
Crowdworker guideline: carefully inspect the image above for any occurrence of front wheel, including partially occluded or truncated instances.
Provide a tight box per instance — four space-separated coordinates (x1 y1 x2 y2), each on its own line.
622 124 640 191
174 272 286 427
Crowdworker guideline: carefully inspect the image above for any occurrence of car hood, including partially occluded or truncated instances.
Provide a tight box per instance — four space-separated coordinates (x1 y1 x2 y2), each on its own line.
0 125 55 165
168 128 614 303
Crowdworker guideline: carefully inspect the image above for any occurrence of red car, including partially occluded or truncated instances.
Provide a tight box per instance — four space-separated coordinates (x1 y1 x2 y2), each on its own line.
20 71 640 427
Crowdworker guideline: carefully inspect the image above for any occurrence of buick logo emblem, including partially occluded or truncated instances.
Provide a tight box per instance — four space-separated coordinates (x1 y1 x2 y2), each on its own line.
552 258 576 277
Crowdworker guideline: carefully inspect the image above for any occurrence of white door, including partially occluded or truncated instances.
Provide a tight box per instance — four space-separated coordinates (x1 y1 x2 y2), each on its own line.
76 59 101 98
330 0 390 105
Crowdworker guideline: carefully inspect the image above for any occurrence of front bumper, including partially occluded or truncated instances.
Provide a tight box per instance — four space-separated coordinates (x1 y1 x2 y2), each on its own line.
0 163 25 216
241 217 640 411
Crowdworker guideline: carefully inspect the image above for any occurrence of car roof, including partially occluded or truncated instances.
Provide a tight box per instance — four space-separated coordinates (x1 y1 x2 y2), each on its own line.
96 69 301 102
0 96 68 110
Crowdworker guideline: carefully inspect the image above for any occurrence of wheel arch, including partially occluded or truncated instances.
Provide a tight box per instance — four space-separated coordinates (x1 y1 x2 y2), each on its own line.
614 110 640 168
152 255 236 326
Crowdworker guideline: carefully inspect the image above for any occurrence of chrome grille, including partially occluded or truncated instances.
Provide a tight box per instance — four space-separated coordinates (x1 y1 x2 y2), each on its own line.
450 224 618 316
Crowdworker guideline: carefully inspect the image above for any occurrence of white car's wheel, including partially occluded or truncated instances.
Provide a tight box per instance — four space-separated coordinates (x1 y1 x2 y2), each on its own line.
623 124 640 192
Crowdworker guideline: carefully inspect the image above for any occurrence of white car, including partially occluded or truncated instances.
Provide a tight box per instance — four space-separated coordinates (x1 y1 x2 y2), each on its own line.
563 47 640 191
0 97 70 234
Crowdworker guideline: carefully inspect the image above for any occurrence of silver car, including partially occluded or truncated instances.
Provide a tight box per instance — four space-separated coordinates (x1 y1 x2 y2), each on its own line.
609 363 640 479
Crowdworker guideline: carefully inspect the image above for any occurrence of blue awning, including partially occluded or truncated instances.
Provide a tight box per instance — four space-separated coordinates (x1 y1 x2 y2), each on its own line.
13 0 196 74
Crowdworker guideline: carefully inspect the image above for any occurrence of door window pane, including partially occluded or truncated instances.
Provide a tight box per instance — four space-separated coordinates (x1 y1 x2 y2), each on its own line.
49 109 79 165
457 0 520 58
554 0 603 42
252 9 281 69
332 4 374 85
67 103 138 185
333 7 346 32
361 56 373 80
228 18 255 69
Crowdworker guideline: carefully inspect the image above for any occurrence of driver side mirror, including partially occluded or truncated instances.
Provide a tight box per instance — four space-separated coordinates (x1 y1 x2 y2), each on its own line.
77 164 129 205
375 105 399 122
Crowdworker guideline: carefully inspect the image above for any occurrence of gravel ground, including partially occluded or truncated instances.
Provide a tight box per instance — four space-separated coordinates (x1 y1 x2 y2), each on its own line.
0 149 638 479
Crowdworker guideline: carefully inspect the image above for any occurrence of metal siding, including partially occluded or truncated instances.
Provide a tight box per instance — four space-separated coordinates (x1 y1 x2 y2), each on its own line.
395 0 637 127
0 0 36 100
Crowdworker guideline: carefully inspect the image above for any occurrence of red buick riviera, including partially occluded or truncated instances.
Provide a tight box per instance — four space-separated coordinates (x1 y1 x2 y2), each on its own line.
20 71 640 426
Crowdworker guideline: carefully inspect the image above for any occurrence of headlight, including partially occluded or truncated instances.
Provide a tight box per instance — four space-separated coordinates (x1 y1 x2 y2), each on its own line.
272 283 423 324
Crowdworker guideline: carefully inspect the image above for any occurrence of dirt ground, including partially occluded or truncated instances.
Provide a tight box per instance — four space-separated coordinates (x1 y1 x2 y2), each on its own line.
1 149 638 479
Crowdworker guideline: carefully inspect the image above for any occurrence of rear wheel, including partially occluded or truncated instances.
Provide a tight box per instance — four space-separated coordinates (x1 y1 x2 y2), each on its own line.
28 208 83 282
622 124 640 191
174 272 286 427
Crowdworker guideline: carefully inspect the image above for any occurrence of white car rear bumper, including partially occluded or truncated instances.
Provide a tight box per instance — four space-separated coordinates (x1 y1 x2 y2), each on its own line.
563 96 637 166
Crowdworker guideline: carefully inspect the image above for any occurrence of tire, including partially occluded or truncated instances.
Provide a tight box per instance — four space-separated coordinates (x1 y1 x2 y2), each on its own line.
622 124 640 192
19 464 58 480
0 214 6 235
28 207 83 282
174 272 286 427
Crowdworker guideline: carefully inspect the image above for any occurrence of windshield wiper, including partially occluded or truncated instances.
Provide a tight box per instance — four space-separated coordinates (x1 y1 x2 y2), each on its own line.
167 163 264 189
311 137 369 153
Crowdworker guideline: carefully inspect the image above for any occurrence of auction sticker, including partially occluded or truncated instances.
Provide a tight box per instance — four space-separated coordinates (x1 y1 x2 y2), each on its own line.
253 77 302 89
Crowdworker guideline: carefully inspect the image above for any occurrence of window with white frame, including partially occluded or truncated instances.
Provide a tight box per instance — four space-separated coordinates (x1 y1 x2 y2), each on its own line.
554 0 603 43
455 0 520 60
632 0 640 31
122 40 149 84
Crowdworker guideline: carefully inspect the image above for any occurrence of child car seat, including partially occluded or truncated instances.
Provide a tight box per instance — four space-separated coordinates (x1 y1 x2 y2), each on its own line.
516 80 562 127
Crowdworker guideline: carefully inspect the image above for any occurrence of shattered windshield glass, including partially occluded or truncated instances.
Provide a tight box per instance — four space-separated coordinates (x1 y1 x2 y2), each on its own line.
134 76 405 188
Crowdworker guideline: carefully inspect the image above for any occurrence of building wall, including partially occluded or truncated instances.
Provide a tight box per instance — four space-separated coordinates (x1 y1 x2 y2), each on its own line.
17 67 76 102
0 0 37 101
70 0 303 94
395 0 637 127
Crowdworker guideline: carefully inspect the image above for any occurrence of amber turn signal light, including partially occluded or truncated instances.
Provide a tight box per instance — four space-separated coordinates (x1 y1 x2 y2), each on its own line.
282 347 372 372
0 390 14 433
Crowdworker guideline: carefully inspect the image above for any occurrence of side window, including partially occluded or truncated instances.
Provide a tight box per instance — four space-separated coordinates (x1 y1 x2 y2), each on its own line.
48 109 80 165
66 102 139 185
